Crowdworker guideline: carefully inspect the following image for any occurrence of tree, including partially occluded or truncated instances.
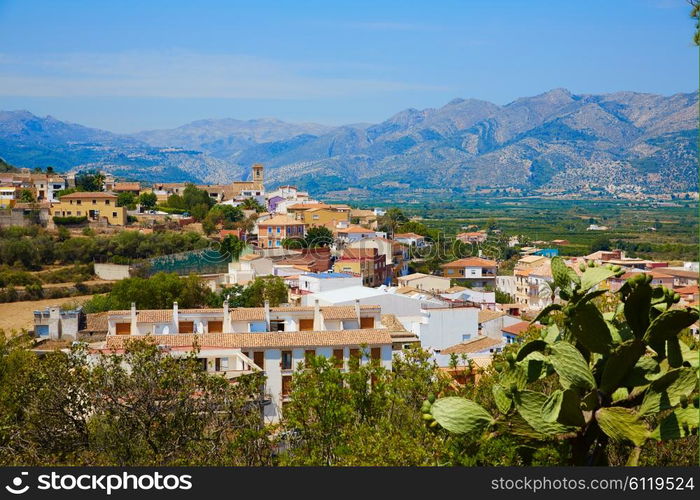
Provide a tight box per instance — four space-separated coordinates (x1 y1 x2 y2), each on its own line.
219 235 246 262
378 208 408 235
116 191 136 210
304 226 334 248
204 205 244 233
280 348 453 466
245 276 288 307
17 189 35 203
239 198 265 213
82 272 212 312
423 258 700 465
75 171 105 192
1 337 272 466
138 192 157 210
590 236 611 252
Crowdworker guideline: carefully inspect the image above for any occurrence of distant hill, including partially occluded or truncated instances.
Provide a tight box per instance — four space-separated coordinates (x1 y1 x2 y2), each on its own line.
0 89 696 195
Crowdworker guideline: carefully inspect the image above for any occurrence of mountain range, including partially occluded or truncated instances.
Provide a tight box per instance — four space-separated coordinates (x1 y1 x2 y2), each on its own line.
0 88 697 197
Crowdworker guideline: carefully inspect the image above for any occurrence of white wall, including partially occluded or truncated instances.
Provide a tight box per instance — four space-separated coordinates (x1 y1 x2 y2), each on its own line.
303 290 425 316
94 263 131 280
300 275 363 293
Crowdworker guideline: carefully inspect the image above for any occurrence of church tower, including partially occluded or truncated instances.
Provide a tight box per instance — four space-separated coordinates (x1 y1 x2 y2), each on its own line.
252 163 264 184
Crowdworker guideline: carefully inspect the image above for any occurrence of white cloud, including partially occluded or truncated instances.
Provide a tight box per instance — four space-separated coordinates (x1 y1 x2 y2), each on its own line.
0 50 446 99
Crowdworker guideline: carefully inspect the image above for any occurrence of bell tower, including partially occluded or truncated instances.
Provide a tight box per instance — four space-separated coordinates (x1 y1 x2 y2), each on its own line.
252 163 264 184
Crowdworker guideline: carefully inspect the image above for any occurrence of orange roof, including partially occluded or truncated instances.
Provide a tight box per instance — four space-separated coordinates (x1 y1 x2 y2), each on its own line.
60 191 117 200
112 182 141 191
339 225 374 233
675 285 699 294
478 309 506 323
441 257 497 268
258 215 305 226
287 202 330 211
502 321 538 336
441 336 502 355
394 232 424 239
457 231 486 237
106 330 392 350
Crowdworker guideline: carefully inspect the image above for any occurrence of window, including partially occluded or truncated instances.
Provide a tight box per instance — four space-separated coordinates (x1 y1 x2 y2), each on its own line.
215 357 228 371
178 321 194 333
112 212 117 218
371 347 381 361
282 375 292 396
115 323 130 335
462 334 471 341
77 211 81 216
360 317 374 329
253 351 264 369
332 349 344 368
76 200 81 205
270 320 285 332
208 320 223 333
105 200 110 205
92 200 96 204
299 318 314 331
281 350 293 370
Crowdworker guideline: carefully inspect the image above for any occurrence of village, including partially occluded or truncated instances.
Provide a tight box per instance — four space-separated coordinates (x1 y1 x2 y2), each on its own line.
0 163 696 424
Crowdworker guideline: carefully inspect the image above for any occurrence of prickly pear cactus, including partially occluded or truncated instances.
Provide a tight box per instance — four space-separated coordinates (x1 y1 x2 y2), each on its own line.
421 257 699 465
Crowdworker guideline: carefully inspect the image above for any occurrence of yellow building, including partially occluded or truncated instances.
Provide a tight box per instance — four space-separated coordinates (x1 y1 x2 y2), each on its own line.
301 207 350 226
51 192 127 226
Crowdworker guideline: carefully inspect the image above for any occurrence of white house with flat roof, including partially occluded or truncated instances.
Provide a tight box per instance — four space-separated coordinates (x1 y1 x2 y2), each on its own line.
102 301 402 422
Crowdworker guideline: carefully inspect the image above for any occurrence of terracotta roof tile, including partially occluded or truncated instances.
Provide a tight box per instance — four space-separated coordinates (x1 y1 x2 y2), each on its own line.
441 257 497 268
478 309 506 323
502 321 538 336
60 191 118 199
441 336 502 355
105 330 392 350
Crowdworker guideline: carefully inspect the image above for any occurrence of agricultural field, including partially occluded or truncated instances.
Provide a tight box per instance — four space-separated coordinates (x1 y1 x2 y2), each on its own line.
361 196 699 261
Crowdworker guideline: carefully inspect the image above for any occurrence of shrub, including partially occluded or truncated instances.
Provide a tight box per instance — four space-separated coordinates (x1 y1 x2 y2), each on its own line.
53 216 88 225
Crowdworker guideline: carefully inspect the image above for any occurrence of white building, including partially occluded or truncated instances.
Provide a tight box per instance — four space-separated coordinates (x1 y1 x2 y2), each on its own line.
397 273 451 293
227 254 274 285
440 287 496 305
103 302 402 422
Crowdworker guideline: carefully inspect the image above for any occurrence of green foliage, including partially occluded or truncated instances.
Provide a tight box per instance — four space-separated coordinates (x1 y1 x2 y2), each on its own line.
239 197 265 213
138 191 157 210
280 348 452 466
0 337 271 466
425 258 699 465
244 276 288 307
303 226 334 248
53 215 88 225
116 191 136 209
17 188 36 203
82 272 211 312
75 171 105 192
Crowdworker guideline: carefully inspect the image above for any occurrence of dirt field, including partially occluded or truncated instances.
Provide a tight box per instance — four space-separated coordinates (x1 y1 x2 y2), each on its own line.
0 295 94 334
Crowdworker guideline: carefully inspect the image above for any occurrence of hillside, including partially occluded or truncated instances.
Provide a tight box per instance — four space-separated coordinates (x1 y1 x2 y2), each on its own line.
0 89 696 195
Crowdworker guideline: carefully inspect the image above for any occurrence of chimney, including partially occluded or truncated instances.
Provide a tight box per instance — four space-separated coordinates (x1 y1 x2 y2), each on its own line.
313 299 323 331
173 301 179 333
264 300 271 331
223 299 231 333
354 299 361 326
130 302 137 335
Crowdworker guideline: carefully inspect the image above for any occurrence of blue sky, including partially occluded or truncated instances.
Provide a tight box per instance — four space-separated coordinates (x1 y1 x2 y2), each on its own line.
0 0 696 132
